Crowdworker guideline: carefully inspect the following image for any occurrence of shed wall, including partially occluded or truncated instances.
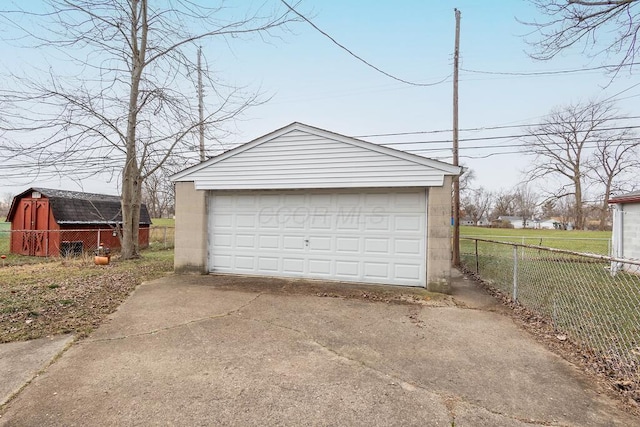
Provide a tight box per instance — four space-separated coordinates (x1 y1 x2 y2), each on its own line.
9 195 150 257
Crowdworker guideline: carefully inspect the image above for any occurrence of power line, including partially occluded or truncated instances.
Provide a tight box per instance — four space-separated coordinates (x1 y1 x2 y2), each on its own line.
371 125 640 146
461 62 640 76
354 116 640 138
401 137 640 153
279 0 450 87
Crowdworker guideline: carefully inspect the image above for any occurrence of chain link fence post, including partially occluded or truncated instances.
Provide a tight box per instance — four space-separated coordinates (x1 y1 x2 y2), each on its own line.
474 239 479 274
512 245 518 303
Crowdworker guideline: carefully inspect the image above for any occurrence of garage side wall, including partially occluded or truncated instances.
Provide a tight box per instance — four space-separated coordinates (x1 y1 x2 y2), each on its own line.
174 181 208 273
622 202 640 261
426 176 452 293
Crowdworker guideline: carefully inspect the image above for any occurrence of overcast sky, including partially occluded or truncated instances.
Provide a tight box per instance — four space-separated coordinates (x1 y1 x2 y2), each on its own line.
2 0 638 198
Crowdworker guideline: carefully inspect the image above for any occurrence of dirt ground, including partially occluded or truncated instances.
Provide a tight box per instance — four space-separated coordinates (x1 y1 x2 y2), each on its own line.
0 250 173 343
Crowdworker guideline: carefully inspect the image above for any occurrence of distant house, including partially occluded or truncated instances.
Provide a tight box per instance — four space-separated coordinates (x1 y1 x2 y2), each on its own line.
497 216 532 229
609 191 640 273
6 187 151 257
461 216 490 226
533 218 560 230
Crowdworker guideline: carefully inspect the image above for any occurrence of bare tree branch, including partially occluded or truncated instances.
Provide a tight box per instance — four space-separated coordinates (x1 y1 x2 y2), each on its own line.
523 100 629 229
0 0 298 258
522 0 640 75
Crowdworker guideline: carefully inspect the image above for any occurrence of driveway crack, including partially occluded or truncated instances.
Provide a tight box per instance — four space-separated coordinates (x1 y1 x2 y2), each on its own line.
247 316 569 427
84 293 264 343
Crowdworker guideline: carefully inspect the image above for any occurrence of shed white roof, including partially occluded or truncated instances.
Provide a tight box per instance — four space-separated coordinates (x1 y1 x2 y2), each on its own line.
172 122 462 190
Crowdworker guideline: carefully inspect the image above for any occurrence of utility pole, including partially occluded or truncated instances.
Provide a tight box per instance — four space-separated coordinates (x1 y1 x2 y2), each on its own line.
197 46 205 162
452 8 461 266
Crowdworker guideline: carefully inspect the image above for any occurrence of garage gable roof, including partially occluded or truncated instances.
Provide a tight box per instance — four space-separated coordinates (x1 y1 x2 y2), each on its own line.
172 122 462 189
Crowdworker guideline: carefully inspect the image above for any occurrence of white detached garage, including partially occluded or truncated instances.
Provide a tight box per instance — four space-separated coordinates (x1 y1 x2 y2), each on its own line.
171 123 461 293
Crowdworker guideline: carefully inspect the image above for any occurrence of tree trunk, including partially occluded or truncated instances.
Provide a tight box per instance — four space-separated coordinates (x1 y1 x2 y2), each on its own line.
121 0 146 259
574 177 584 230
599 179 613 231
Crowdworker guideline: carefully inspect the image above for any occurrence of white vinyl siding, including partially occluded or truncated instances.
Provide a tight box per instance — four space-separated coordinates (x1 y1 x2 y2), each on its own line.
188 130 446 190
622 203 640 259
209 189 427 286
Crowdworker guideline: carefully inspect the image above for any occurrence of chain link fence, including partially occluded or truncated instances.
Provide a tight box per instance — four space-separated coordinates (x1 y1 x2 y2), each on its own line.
461 237 640 396
461 234 611 255
0 226 174 262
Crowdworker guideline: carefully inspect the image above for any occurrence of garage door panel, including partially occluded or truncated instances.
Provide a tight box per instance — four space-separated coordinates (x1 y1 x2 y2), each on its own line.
336 217 360 230
236 214 256 228
336 237 359 253
364 238 390 254
258 257 279 272
282 214 306 230
364 215 390 231
363 262 390 279
309 236 331 251
336 260 359 277
234 256 255 271
395 264 421 280
283 235 305 250
235 194 258 207
395 238 422 255
216 214 233 227
213 254 232 269
283 257 305 274
213 233 233 248
235 234 255 248
395 215 423 232
209 189 426 286
308 259 332 275
258 235 280 250
309 215 332 230
398 193 424 208
257 213 279 229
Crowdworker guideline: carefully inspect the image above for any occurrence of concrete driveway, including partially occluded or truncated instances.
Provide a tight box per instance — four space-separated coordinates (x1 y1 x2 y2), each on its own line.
0 273 637 426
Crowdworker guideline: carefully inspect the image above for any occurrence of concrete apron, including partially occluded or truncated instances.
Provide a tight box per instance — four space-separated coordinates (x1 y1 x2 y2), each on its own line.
0 334 74 407
1 275 637 427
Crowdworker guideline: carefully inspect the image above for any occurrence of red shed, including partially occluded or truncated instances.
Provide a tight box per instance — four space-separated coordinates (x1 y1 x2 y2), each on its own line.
6 188 152 257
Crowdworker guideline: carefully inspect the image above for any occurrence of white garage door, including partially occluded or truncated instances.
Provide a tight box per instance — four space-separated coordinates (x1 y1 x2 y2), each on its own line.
208 189 427 286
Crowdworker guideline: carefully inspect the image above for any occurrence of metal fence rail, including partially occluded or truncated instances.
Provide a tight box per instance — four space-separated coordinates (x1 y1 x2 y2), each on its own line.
461 234 611 255
461 237 640 393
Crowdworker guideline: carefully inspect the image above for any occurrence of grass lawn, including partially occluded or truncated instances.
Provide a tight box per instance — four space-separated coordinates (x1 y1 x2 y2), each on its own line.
0 247 174 343
151 217 175 227
460 225 611 255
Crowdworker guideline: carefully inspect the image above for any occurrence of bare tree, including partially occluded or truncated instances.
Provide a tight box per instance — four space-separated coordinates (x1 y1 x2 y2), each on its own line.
540 199 557 219
0 192 14 218
523 0 640 74
588 131 640 229
557 195 578 229
142 164 178 219
491 190 517 219
461 187 493 226
0 0 297 258
514 185 539 228
523 100 628 230
458 166 476 197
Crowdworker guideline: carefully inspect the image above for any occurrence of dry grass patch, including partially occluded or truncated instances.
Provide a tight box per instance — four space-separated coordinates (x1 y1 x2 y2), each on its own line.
0 249 173 343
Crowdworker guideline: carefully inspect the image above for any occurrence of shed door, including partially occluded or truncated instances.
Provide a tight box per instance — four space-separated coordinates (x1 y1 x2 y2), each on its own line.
208 189 427 286
17 199 50 256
